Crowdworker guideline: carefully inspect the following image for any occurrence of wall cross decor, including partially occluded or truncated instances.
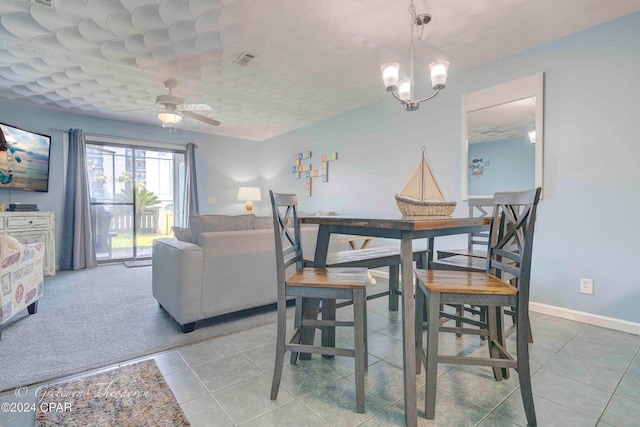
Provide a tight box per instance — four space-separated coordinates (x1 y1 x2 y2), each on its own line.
292 151 338 196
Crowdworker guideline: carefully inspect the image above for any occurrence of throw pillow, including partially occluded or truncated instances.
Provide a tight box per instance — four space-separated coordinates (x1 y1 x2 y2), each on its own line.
171 226 191 242
189 214 255 243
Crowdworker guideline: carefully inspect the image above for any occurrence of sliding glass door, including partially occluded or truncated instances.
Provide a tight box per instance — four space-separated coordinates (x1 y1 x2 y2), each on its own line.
86 143 185 262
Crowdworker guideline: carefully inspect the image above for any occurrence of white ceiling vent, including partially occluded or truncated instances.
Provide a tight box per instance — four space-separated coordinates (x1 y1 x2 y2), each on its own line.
31 0 56 8
233 51 256 66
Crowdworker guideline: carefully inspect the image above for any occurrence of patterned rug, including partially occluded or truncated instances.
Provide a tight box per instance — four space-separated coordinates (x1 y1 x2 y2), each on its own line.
35 360 189 426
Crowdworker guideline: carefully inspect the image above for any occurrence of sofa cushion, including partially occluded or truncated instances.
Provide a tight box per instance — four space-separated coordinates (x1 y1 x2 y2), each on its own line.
171 226 191 242
254 216 274 230
189 214 255 243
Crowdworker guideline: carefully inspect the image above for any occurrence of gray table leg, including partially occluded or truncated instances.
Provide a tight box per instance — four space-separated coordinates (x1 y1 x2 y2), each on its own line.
401 231 417 427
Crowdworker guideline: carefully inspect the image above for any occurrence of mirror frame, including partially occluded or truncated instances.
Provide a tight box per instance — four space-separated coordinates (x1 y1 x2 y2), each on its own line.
461 72 544 200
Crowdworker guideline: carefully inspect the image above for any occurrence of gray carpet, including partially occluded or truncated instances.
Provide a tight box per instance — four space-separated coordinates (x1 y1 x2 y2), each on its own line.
0 264 281 392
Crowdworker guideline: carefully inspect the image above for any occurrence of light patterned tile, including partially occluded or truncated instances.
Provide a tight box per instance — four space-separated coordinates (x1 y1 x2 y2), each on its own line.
192 354 262 392
627 354 640 377
366 332 404 360
572 325 640 356
495 393 597 427
540 354 624 393
163 369 208 404
558 339 635 373
298 378 387 427
181 395 233 427
477 413 519 426
243 343 276 372
275 358 343 398
239 400 329 426
616 373 640 403
151 350 190 376
357 406 406 426
346 360 419 404
228 323 279 352
177 336 239 366
601 394 640 427
212 373 295 425
531 369 610 419
438 365 520 411
394 387 488 426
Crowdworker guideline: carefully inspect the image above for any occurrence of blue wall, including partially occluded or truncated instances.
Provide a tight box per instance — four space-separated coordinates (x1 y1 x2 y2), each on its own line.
262 12 640 323
468 136 535 196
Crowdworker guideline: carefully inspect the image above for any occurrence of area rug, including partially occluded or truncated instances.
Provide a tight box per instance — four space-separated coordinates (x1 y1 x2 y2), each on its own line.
0 264 287 392
35 360 189 426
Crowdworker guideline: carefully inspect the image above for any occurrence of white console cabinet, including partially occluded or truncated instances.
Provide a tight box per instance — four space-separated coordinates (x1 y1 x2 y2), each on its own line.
0 211 55 276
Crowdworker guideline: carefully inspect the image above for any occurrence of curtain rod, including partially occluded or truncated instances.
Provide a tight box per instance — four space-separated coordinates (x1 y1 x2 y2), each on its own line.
49 128 196 148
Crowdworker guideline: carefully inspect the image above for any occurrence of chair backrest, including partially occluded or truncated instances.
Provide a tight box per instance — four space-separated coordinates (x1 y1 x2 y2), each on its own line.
270 190 304 289
486 188 541 304
467 198 493 250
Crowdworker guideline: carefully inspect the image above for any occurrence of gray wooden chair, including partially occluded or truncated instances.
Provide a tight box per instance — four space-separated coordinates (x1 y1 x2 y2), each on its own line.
414 188 541 426
269 191 369 413
433 197 493 270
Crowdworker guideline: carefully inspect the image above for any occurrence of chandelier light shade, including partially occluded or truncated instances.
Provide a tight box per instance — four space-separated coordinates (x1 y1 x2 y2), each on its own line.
528 130 536 144
380 0 449 111
237 186 262 214
157 110 183 124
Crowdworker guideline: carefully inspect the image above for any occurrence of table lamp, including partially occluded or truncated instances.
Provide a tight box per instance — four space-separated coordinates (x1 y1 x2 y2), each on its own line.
237 186 261 214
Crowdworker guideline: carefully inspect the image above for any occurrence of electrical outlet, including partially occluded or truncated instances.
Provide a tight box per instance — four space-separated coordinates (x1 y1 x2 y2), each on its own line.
580 278 594 295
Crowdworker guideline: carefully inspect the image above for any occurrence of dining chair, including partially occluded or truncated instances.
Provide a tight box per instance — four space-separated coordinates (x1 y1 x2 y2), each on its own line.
433 197 493 270
269 190 369 413
414 188 541 426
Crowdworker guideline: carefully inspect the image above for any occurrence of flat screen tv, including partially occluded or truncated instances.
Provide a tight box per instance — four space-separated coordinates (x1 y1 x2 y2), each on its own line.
0 122 51 192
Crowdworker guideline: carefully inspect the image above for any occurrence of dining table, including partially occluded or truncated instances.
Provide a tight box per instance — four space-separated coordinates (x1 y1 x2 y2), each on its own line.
300 214 491 427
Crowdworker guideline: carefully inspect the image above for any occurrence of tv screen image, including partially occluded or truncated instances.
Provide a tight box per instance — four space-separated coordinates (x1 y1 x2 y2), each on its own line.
0 122 51 192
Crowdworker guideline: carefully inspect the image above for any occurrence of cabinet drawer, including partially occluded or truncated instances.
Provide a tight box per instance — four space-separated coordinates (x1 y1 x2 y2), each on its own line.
7 217 50 229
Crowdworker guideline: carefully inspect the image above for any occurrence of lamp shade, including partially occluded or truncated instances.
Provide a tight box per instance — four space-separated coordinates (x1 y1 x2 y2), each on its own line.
158 111 183 124
398 79 411 102
381 62 399 90
429 60 449 90
237 186 262 202
528 130 536 144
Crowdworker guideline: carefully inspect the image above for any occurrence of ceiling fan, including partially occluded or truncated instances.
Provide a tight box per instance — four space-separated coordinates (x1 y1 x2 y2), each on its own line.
155 79 220 127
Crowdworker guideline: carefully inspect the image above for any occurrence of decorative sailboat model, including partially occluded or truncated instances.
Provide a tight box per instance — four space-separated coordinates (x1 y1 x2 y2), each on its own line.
395 147 456 216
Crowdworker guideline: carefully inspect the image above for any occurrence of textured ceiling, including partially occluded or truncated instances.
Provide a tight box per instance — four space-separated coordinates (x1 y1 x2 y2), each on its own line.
0 0 639 141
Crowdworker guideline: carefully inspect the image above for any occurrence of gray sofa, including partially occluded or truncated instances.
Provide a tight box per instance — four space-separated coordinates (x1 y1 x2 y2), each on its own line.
152 214 335 332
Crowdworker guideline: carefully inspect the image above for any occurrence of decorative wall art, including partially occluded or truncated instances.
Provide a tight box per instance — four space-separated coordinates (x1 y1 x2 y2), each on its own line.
292 151 338 196
468 157 490 179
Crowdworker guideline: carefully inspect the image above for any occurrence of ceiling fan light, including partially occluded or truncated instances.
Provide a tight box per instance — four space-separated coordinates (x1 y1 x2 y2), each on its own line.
429 60 449 90
158 111 183 124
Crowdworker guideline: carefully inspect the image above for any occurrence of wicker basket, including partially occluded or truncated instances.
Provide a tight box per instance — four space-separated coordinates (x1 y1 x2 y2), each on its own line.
395 195 457 216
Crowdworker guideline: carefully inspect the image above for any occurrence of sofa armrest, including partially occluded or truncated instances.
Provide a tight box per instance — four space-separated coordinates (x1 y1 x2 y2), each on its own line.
152 238 204 325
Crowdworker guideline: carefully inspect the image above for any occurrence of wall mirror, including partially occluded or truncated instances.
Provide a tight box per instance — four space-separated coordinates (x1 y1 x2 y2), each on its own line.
461 72 544 199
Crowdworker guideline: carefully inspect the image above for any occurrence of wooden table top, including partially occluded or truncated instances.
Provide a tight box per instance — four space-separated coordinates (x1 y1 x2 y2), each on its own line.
300 215 490 232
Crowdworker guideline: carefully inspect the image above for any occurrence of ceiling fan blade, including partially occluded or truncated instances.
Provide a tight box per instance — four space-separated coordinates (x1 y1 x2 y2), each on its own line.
182 110 221 126
180 103 212 111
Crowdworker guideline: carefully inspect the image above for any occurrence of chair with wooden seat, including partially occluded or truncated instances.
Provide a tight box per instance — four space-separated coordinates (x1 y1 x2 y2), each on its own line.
269 190 369 413
433 197 493 271
414 188 541 426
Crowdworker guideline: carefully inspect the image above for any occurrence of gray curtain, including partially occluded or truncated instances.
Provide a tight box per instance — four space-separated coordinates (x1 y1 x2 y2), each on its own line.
181 142 199 227
60 129 97 270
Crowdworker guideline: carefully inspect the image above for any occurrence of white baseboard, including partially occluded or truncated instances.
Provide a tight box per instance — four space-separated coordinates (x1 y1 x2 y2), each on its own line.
530 302 640 336
369 270 640 336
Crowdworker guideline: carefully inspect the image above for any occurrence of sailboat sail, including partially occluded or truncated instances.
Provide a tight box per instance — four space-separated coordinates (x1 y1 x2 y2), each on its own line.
397 159 445 202
395 147 456 216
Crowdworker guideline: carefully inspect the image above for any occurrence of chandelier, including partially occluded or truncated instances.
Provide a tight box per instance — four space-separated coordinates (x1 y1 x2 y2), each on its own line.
380 0 449 111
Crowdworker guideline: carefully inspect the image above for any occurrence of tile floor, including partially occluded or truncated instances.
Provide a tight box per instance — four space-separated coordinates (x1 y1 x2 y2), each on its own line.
2 296 640 427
